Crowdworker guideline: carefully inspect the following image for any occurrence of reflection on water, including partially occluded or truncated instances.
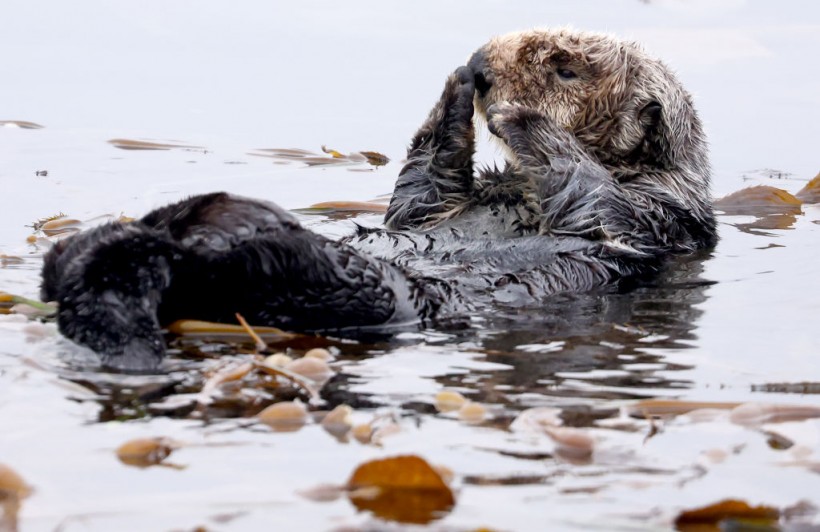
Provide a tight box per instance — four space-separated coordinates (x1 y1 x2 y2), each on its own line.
47 250 715 425
444 255 712 403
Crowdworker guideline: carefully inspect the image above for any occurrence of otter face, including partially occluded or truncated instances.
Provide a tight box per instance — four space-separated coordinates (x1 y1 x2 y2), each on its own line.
469 28 706 173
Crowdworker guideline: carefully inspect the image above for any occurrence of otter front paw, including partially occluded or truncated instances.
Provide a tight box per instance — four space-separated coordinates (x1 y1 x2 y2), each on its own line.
409 64 478 176
486 102 544 152
406 65 476 162
488 103 586 166
444 65 477 125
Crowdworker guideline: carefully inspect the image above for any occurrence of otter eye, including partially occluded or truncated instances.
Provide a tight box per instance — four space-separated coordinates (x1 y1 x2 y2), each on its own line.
556 67 577 80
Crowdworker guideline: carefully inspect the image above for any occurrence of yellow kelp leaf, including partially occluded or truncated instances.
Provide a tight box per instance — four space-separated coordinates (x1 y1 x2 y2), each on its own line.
116 437 178 468
359 151 390 166
458 401 487 424
0 293 56 316
0 463 31 532
0 464 31 499
715 186 802 215
321 145 346 158
284 356 334 382
166 319 297 340
257 400 308 432
306 201 388 214
304 348 332 361
674 499 779 530
321 404 353 439
796 171 820 203
263 353 293 368
435 390 467 413
348 455 450 491
40 217 83 237
346 455 455 524
30 212 67 231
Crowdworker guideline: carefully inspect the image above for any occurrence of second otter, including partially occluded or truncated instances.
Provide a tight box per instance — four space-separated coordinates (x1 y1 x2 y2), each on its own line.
41 28 717 370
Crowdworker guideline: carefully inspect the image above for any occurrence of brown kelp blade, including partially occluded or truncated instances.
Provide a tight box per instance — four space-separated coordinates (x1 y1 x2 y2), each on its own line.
346 455 455 524
715 185 802 215
108 138 205 151
166 320 300 343
796 171 820 203
295 201 389 216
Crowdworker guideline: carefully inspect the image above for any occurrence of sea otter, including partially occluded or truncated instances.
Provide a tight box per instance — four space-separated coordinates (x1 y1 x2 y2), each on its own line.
41 28 717 371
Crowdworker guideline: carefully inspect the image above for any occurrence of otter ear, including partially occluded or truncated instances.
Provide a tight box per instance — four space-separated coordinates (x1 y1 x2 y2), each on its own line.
639 101 662 128
639 100 662 129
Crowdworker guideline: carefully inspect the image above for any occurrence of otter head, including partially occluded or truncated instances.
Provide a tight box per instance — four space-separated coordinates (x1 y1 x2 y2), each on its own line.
469 28 710 180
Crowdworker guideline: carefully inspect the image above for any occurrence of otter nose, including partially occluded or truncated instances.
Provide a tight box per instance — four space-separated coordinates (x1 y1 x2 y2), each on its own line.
468 48 493 97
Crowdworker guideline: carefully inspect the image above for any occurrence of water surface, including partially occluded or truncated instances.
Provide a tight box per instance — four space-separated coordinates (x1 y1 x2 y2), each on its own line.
1 1 819 530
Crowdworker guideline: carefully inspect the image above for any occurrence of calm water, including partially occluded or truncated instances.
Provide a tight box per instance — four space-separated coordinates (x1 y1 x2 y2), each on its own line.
1 1 819 530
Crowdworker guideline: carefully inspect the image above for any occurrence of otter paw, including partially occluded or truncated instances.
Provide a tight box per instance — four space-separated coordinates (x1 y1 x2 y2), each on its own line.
454 65 474 86
487 102 551 157
442 66 476 123
487 101 527 139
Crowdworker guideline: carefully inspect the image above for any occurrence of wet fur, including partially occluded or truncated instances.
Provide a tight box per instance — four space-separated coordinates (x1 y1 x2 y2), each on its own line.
42 28 716 371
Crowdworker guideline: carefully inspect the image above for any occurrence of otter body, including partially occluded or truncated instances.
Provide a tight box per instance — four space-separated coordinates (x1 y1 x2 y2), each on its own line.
41 29 717 370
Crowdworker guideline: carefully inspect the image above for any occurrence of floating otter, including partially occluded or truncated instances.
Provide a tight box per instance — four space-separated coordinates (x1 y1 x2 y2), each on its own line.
41 28 717 371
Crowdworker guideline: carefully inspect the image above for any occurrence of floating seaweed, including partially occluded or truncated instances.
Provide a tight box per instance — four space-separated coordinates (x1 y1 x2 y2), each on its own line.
715 185 804 233
107 138 205 151
293 200 389 218
674 499 779 530
346 455 455 524
0 120 44 129
249 145 390 169
796 171 820 203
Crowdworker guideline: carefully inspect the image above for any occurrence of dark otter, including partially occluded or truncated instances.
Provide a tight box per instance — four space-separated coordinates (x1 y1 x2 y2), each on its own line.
41 29 716 371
